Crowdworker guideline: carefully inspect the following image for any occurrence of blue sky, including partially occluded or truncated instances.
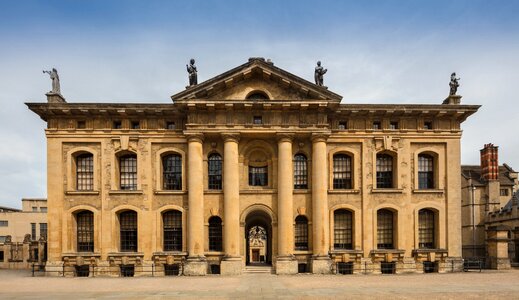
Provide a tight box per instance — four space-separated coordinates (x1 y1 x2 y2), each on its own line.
0 0 518 208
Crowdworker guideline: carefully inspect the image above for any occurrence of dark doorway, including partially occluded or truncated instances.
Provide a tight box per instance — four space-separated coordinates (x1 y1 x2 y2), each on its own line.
245 210 272 265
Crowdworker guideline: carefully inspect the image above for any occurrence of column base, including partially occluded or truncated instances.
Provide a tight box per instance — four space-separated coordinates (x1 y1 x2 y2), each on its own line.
311 256 332 274
221 257 242 275
440 257 463 273
489 257 511 270
183 257 207 276
275 256 298 275
45 261 64 277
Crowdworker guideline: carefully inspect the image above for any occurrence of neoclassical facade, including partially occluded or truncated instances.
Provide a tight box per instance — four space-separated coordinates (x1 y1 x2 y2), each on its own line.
28 58 479 276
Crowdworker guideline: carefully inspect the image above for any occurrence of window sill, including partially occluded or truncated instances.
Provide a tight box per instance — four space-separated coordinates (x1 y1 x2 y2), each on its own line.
370 249 405 255
65 190 100 195
328 189 360 194
330 249 363 255
294 189 310 194
205 251 225 256
154 190 186 195
152 251 187 256
412 189 444 194
294 250 312 255
108 252 144 257
240 189 276 194
412 248 447 254
109 190 144 195
371 188 403 194
204 190 223 194
62 252 101 257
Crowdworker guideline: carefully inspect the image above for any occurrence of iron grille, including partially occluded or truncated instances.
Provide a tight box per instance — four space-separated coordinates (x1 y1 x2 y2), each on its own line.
164 264 180 276
419 209 435 249
163 154 182 190
75 265 90 277
295 216 308 250
337 262 353 274
163 210 182 251
76 154 94 191
209 264 221 274
208 216 223 251
293 154 308 189
423 261 438 273
333 154 352 189
208 154 222 190
120 265 135 277
377 209 394 249
120 155 137 190
120 211 137 252
334 210 353 249
298 263 308 273
249 166 268 186
418 154 434 189
77 211 94 252
381 261 395 274
376 154 393 188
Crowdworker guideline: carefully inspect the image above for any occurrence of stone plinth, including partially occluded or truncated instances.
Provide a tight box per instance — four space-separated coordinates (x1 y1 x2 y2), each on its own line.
184 258 207 276
311 256 332 274
486 226 511 270
276 256 298 275
45 261 64 277
46 92 66 103
442 95 462 105
220 258 242 275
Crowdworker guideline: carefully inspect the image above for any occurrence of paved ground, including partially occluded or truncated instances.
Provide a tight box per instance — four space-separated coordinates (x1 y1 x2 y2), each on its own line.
1 269 519 299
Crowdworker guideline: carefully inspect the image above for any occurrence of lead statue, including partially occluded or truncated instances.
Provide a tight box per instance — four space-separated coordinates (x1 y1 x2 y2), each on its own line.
186 58 198 86
43 68 61 94
314 61 327 86
449 72 460 95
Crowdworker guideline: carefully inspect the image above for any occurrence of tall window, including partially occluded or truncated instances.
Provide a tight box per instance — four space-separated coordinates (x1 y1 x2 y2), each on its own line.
31 223 36 240
163 210 182 251
249 166 268 186
334 210 353 249
77 211 94 252
376 154 394 188
208 216 223 251
76 153 94 191
208 154 222 190
120 154 137 190
419 209 435 249
295 216 309 250
333 154 352 189
377 209 394 249
418 154 434 189
120 211 137 252
163 154 182 190
293 154 308 189
39 223 47 240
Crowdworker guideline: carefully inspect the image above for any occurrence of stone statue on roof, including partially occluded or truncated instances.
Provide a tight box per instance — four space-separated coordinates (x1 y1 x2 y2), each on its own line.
43 68 61 94
449 72 460 96
314 61 327 87
186 58 198 86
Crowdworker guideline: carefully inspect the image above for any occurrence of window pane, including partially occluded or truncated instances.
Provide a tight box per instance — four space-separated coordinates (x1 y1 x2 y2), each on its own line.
333 154 352 189
418 155 434 189
334 210 353 249
39 223 47 240
77 211 94 252
376 154 393 188
120 211 137 252
208 154 222 190
293 154 308 189
77 154 94 191
295 216 308 250
163 154 182 190
377 210 394 249
120 155 137 190
419 209 435 249
163 211 182 251
249 166 268 186
208 217 222 251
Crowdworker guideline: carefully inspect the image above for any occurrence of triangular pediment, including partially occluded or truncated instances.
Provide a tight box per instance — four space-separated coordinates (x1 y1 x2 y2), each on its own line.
171 57 342 102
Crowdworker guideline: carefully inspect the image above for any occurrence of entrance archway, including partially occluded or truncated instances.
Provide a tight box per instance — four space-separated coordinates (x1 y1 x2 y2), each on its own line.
245 209 273 265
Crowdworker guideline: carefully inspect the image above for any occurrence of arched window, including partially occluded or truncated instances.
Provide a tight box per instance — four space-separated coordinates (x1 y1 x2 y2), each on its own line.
334 210 353 249
76 211 94 252
119 211 137 252
163 210 182 251
163 154 182 190
377 209 394 249
208 153 222 190
418 154 434 189
119 154 137 190
376 154 394 188
293 154 308 189
333 154 352 189
76 153 93 191
419 209 435 249
208 216 223 251
246 91 269 100
294 215 309 250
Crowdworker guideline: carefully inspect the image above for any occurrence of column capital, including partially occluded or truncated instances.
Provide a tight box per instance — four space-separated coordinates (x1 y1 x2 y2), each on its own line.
311 133 330 143
185 132 204 143
221 133 241 143
276 133 295 143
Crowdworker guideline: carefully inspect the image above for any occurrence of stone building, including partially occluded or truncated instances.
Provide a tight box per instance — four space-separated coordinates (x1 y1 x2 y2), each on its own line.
27 58 479 276
0 198 47 269
461 144 519 267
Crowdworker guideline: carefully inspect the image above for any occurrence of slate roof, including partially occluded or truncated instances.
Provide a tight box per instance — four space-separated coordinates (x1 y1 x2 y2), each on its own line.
461 165 516 186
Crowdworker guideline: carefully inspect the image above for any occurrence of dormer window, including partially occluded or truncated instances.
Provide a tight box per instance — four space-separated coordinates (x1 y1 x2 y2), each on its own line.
246 91 269 100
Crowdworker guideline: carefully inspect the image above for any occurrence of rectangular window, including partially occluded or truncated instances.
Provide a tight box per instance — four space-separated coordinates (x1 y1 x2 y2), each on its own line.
418 155 434 189
32 207 38 212
120 155 137 190
419 210 435 249
501 189 509 196
77 154 94 191
120 212 138 252
376 155 393 189
166 121 176 130
390 121 399 130
113 120 122 129
0 220 7 227
333 155 352 189
77 212 94 252
131 121 140 129
41 207 47 213
163 211 182 251
424 121 433 130
253 116 262 125
293 154 308 189
373 121 381 130
377 211 394 249
338 121 347 130
334 211 353 249
294 217 308 250
0 250 4 261
0 236 6 243
249 166 268 186
39 223 47 240
77 121 86 129
31 223 36 240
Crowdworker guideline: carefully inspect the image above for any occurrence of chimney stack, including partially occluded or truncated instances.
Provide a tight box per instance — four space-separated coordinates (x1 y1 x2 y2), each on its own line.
480 143 499 181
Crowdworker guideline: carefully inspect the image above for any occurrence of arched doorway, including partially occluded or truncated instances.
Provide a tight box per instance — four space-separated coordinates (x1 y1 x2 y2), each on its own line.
245 210 273 265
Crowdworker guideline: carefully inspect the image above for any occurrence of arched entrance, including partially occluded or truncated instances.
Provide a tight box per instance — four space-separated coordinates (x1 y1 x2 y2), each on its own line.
245 209 273 265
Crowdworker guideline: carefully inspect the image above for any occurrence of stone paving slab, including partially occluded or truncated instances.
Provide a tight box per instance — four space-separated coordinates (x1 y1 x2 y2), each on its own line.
1 269 519 299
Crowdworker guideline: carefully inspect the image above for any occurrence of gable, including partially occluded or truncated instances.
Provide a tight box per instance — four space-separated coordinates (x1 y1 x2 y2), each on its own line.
171 57 342 102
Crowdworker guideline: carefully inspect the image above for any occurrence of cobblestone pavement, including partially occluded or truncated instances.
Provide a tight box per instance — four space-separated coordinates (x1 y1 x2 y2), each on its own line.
1 269 519 299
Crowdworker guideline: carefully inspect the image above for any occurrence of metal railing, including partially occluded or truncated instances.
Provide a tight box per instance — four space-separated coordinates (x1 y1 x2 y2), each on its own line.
32 262 184 277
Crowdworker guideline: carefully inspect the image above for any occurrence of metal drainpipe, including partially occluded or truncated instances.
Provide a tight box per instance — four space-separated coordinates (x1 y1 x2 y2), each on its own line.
471 181 476 257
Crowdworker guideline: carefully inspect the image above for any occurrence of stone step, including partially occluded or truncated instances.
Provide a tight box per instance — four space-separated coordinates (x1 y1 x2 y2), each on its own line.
243 265 273 274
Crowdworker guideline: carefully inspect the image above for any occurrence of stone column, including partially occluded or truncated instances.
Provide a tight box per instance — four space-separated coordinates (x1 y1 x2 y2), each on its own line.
311 133 332 274
276 133 298 274
184 133 207 275
220 133 242 275
486 226 511 270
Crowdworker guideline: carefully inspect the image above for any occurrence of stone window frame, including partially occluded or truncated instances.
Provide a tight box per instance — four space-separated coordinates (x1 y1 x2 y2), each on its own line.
413 204 444 250
328 147 360 191
242 141 274 190
67 207 99 253
373 150 399 190
111 149 141 191
413 148 444 191
155 148 186 192
155 205 186 253
329 204 361 251
162 210 183 252
332 153 353 190
293 153 309 189
294 215 309 250
207 216 223 252
418 208 437 249
66 147 100 193
113 208 139 253
332 209 353 250
373 206 401 250
207 152 223 190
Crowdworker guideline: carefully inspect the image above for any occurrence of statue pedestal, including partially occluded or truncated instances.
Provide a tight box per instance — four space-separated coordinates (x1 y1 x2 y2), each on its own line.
442 95 462 105
46 92 66 103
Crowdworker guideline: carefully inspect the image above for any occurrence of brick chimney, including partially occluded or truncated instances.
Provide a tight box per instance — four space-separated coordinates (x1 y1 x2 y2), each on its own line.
480 143 499 181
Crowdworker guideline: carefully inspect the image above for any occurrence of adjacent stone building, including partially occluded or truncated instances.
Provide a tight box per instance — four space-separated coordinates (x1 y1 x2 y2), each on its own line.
27 58 479 276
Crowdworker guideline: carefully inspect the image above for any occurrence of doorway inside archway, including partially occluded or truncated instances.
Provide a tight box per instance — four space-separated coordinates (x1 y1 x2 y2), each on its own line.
245 210 272 265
